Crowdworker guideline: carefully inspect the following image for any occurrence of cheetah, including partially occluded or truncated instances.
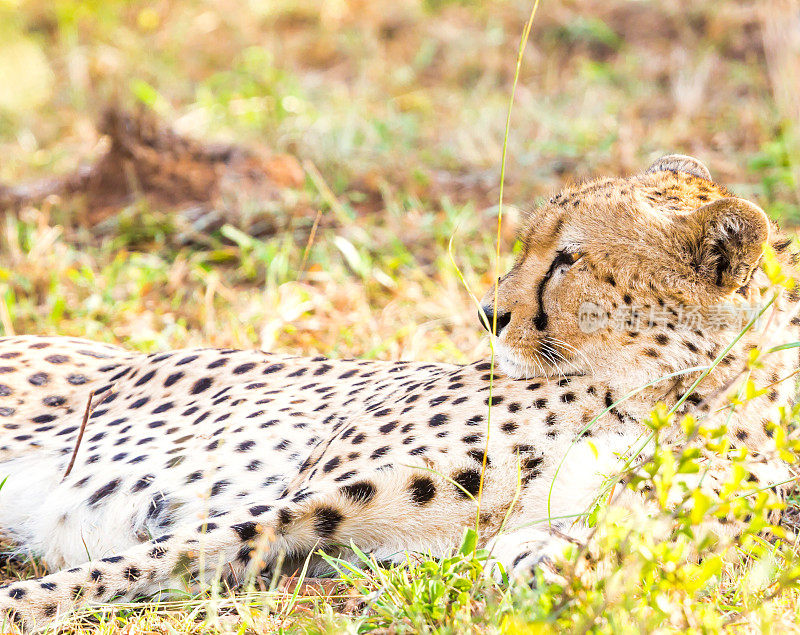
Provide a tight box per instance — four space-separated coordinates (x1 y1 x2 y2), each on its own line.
0 154 797 630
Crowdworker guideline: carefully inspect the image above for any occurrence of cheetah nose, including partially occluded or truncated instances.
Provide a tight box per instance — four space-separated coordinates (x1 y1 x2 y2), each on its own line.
479 306 511 335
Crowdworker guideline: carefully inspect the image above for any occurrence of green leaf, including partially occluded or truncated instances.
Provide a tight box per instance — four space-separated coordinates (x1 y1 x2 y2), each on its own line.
458 527 478 556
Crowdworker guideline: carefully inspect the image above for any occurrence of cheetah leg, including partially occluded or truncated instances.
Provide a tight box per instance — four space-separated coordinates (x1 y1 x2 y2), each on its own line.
0 506 282 632
485 524 590 584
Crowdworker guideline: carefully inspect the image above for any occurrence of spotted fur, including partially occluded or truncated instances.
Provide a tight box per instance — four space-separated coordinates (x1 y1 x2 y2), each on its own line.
0 155 797 630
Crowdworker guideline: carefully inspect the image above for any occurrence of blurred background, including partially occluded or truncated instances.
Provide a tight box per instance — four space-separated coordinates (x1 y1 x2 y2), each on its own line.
0 0 797 363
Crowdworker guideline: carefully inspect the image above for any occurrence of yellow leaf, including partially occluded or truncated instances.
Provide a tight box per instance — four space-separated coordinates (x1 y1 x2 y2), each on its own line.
691 490 712 525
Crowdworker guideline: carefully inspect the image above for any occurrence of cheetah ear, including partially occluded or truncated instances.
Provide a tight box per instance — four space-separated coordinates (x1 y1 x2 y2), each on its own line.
646 154 712 181
681 197 770 295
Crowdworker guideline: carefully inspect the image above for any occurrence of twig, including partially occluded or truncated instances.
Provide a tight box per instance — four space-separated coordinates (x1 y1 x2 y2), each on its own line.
62 390 95 481
302 160 352 226
298 207 323 281
227 562 239 589
0 290 14 336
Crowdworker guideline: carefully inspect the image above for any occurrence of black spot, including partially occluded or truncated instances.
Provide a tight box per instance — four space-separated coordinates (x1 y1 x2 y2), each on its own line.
90 570 102 581
335 470 357 482
88 479 120 505
123 566 141 581
28 372 49 386
277 509 294 527
774 238 792 252
341 481 376 504
561 392 576 403
409 476 436 505
67 373 89 385
512 551 531 567
190 377 213 394
249 505 271 516
7 587 25 599
164 372 184 387
522 456 544 480
233 363 256 375
210 480 229 496
185 471 203 484
453 469 482 499
31 414 57 424
42 395 66 407
134 370 156 387
130 397 150 408
149 547 167 559
429 413 448 427
370 446 390 459
231 522 259 541
237 440 256 452
467 449 490 466
313 506 343 538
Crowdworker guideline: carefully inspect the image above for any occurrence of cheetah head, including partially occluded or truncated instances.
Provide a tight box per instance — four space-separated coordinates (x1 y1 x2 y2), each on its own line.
480 155 795 388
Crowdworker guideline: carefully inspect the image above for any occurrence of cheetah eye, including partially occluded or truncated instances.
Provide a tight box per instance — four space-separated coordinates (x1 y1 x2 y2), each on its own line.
553 251 583 276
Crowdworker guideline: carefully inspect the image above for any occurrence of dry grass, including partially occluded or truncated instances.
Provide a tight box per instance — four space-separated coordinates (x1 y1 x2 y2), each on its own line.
1 0 800 631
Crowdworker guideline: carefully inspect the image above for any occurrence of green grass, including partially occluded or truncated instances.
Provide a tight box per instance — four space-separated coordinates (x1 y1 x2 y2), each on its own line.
2 0 800 632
